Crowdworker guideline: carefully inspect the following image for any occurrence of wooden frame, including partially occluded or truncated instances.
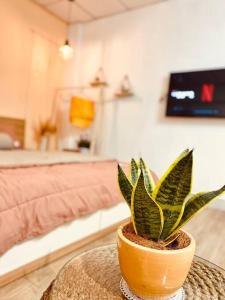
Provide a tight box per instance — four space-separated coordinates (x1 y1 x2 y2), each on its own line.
0 117 25 148
0 218 128 288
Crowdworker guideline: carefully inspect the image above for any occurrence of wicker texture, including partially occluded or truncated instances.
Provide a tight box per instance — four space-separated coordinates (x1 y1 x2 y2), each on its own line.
41 244 225 300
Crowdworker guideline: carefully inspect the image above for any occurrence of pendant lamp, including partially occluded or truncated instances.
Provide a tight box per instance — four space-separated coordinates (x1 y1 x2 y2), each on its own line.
59 0 74 60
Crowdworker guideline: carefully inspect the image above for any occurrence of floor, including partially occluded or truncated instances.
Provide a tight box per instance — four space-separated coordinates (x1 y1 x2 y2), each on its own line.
0 208 225 300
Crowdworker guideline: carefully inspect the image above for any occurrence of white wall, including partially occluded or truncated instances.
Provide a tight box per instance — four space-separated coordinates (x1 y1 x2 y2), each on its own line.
0 0 67 148
65 0 225 200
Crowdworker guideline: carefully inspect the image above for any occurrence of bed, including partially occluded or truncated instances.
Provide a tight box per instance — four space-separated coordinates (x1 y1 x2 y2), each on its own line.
0 150 130 286
0 118 130 287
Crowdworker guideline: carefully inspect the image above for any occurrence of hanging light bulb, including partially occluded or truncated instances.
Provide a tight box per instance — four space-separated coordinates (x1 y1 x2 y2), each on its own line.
59 0 74 60
59 39 74 60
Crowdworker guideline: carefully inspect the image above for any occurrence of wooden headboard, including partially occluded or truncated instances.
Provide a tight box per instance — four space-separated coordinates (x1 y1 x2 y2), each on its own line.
0 117 25 148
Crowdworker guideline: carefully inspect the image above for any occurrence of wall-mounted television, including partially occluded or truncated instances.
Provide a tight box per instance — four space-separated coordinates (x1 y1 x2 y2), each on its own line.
166 68 225 118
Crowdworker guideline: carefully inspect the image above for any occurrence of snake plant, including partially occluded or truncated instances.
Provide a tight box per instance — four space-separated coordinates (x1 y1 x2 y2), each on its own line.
118 150 225 242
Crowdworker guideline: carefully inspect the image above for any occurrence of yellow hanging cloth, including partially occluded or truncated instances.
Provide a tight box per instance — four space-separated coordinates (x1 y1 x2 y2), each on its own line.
70 96 95 129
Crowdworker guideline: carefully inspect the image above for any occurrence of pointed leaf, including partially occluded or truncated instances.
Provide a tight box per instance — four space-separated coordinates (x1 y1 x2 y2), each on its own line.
131 171 163 240
152 149 193 240
163 232 180 247
172 186 225 235
139 158 155 195
130 159 139 185
118 164 133 207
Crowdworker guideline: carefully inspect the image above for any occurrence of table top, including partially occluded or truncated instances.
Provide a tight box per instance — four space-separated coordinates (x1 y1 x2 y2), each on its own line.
41 244 225 300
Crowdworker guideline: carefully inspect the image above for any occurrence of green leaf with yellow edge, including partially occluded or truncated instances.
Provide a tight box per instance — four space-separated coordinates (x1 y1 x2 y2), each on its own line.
162 232 180 247
131 171 163 240
118 164 133 207
168 186 225 238
152 149 193 240
130 159 139 185
139 158 155 195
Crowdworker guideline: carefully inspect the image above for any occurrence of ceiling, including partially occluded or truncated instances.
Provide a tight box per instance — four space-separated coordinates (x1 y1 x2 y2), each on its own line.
33 0 166 24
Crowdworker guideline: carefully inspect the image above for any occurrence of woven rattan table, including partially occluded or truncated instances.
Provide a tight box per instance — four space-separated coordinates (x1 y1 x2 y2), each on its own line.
41 244 225 300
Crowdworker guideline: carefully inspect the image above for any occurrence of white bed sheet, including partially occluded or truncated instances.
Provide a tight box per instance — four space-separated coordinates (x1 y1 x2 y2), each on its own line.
0 150 110 167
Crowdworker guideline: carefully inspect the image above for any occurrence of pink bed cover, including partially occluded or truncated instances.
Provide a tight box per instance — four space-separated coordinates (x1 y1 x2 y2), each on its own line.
0 160 122 255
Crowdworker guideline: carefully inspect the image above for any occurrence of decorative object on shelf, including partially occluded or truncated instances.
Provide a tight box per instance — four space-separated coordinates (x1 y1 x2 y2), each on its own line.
117 150 225 300
115 75 134 98
90 68 108 87
33 119 57 151
70 96 95 129
77 135 91 154
59 0 74 60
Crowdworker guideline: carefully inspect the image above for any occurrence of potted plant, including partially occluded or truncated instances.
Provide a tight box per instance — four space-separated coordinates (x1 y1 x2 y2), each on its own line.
117 149 225 300
77 138 91 154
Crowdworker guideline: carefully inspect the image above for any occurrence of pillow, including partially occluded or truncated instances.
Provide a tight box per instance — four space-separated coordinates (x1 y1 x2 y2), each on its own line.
0 133 14 150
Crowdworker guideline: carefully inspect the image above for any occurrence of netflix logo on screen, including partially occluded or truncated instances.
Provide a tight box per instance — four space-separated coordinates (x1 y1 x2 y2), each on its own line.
201 84 215 103
166 69 225 118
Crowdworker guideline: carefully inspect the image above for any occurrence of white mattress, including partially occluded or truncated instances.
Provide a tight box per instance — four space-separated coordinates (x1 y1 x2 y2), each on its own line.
0 202 130 276
0 150 111 167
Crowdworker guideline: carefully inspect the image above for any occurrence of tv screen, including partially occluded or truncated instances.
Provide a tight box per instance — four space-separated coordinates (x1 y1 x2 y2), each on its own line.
166 68 225 118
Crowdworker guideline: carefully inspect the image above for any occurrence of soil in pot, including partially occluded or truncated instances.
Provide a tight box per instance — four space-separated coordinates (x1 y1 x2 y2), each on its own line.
122 223 191 250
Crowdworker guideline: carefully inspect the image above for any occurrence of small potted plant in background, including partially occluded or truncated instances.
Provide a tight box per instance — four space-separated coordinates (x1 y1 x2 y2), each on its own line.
117 149 225 300
77 135 91 154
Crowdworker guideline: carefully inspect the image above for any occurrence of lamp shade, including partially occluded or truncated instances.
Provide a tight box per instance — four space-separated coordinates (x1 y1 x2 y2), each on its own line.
70 96 95 129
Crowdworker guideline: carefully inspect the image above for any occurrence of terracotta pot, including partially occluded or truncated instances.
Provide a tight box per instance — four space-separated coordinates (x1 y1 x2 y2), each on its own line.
117 223 195 300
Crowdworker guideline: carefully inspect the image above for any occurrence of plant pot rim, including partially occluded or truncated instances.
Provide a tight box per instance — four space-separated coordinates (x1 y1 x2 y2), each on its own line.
118 221 195 254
